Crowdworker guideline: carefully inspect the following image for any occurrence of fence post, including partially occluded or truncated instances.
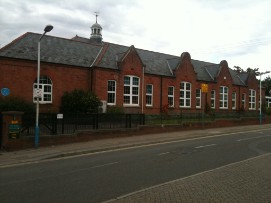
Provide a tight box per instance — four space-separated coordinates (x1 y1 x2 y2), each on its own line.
52 114 57 135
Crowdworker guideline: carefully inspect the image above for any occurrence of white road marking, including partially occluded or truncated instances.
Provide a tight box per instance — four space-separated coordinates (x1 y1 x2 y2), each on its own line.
157 152 170 156
194 144 217 149
91 162 119 169
236 134 271 142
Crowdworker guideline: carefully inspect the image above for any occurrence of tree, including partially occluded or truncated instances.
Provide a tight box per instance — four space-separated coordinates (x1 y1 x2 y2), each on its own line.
233 66 244 73
262 76 271 96
60 89 101 113
246 67 260 76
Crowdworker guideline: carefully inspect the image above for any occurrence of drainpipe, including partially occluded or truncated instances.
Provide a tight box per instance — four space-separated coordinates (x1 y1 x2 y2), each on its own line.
160 76 163 113
141 65 145 114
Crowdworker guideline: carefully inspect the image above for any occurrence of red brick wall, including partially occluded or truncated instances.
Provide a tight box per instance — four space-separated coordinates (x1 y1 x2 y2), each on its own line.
0 58 90 112
0 53 260 115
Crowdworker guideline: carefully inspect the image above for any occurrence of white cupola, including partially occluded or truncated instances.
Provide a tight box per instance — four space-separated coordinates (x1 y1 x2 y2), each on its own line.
90 13 103 43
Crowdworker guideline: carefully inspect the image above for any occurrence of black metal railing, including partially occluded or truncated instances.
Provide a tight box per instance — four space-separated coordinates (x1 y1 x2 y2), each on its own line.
21 113 145 136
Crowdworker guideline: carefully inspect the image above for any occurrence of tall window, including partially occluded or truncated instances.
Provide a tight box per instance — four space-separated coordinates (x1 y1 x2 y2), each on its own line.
242 93 246 109
180 82 191 108
219 86 228 109
168 86 174 107
211 90 215 109
249 89 256 110
33 76 52 103
107 80 116 105
124 76 140 105
146 84 153 106
232 92 236 110
196 89 201 108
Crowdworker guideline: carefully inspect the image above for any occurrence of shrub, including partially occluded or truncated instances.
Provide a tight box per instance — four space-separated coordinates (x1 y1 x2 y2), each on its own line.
60 89 101 113
0 96 35 113
107 106 125 114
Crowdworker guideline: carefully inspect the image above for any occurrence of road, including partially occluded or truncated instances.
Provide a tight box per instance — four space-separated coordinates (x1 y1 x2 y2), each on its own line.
1 128 271 203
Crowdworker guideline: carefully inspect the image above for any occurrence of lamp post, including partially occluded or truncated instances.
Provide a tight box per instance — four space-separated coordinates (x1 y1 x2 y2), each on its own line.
35 25 53 148
259 70 270 125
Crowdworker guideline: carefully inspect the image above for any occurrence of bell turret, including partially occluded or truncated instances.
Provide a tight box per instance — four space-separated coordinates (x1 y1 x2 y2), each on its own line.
90 13 102 43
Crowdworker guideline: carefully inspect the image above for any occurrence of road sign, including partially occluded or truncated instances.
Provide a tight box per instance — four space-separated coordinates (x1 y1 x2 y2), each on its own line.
1 88 10 96
34 88 43 98
201 84 208 93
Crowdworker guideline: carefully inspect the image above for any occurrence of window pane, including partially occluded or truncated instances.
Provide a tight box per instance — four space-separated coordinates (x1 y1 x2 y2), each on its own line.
133 77 139 85
168 87 173 95
124 86 130 94
124 77 130 85
132 96 138 104
186 83 191 90
108 81 115 91
132 87 138 94
146 85 152 94
180 83 184 90
124 96 130 104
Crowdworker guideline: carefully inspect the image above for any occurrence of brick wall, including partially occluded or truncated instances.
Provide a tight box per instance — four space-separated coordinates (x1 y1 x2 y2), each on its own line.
0 58 90 113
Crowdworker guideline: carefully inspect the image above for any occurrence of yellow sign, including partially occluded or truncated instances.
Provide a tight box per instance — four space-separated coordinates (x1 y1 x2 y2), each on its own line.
11 120 19 124
201 84 208 93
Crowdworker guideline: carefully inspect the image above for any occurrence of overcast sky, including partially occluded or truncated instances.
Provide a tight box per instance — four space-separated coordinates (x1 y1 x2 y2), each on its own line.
1 0 270 77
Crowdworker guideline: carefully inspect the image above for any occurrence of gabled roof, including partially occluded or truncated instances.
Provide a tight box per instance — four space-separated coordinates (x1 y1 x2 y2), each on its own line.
0 33 249 86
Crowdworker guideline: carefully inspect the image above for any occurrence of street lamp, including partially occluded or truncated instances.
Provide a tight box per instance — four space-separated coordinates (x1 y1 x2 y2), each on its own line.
259 70 270 125
35 25 53 148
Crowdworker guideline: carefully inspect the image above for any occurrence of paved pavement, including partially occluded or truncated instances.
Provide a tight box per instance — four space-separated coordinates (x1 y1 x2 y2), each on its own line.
105 153 271 203
1 124 271 202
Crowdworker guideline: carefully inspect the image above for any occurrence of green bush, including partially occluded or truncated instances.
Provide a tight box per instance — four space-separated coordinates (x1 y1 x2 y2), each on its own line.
60 89 101 113
107 106 125 114
0 96 35 113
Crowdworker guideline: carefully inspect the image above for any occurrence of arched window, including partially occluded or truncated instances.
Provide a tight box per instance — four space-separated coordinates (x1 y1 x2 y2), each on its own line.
33 76 53 103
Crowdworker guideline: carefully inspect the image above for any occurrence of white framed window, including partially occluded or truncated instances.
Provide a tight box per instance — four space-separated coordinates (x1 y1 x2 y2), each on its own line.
180 82 191 108
146 84 153 106
242 93 246 109
266 96 271 108
196 89 201 108
232 92 236 110
211 90 215 109
168 86 174 107
107 80 116 105
33 76 52 104
249 89 256 110
124 76 140 106
219 86 228 109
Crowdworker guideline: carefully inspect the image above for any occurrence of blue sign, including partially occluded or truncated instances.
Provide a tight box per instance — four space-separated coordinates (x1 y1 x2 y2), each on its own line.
1 88 10 96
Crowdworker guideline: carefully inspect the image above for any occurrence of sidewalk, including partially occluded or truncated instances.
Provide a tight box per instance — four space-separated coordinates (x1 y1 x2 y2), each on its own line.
1 124 271 167
106 153 271 203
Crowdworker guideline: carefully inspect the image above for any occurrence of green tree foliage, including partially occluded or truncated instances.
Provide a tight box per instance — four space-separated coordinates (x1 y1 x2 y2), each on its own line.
0 96 35 113
233 66 260 76
246 67 260 76
60 89 101 113
233 66 244 73
262 76 271 96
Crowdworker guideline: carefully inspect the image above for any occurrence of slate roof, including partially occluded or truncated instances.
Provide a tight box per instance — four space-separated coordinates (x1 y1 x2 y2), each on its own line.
0 33 102 67
0 32 249 86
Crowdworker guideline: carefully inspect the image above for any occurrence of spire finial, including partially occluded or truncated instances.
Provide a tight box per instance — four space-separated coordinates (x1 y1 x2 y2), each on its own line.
95 11 99 23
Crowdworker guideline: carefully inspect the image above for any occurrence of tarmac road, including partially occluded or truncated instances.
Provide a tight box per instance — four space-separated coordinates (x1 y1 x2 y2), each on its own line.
1 125 271 202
